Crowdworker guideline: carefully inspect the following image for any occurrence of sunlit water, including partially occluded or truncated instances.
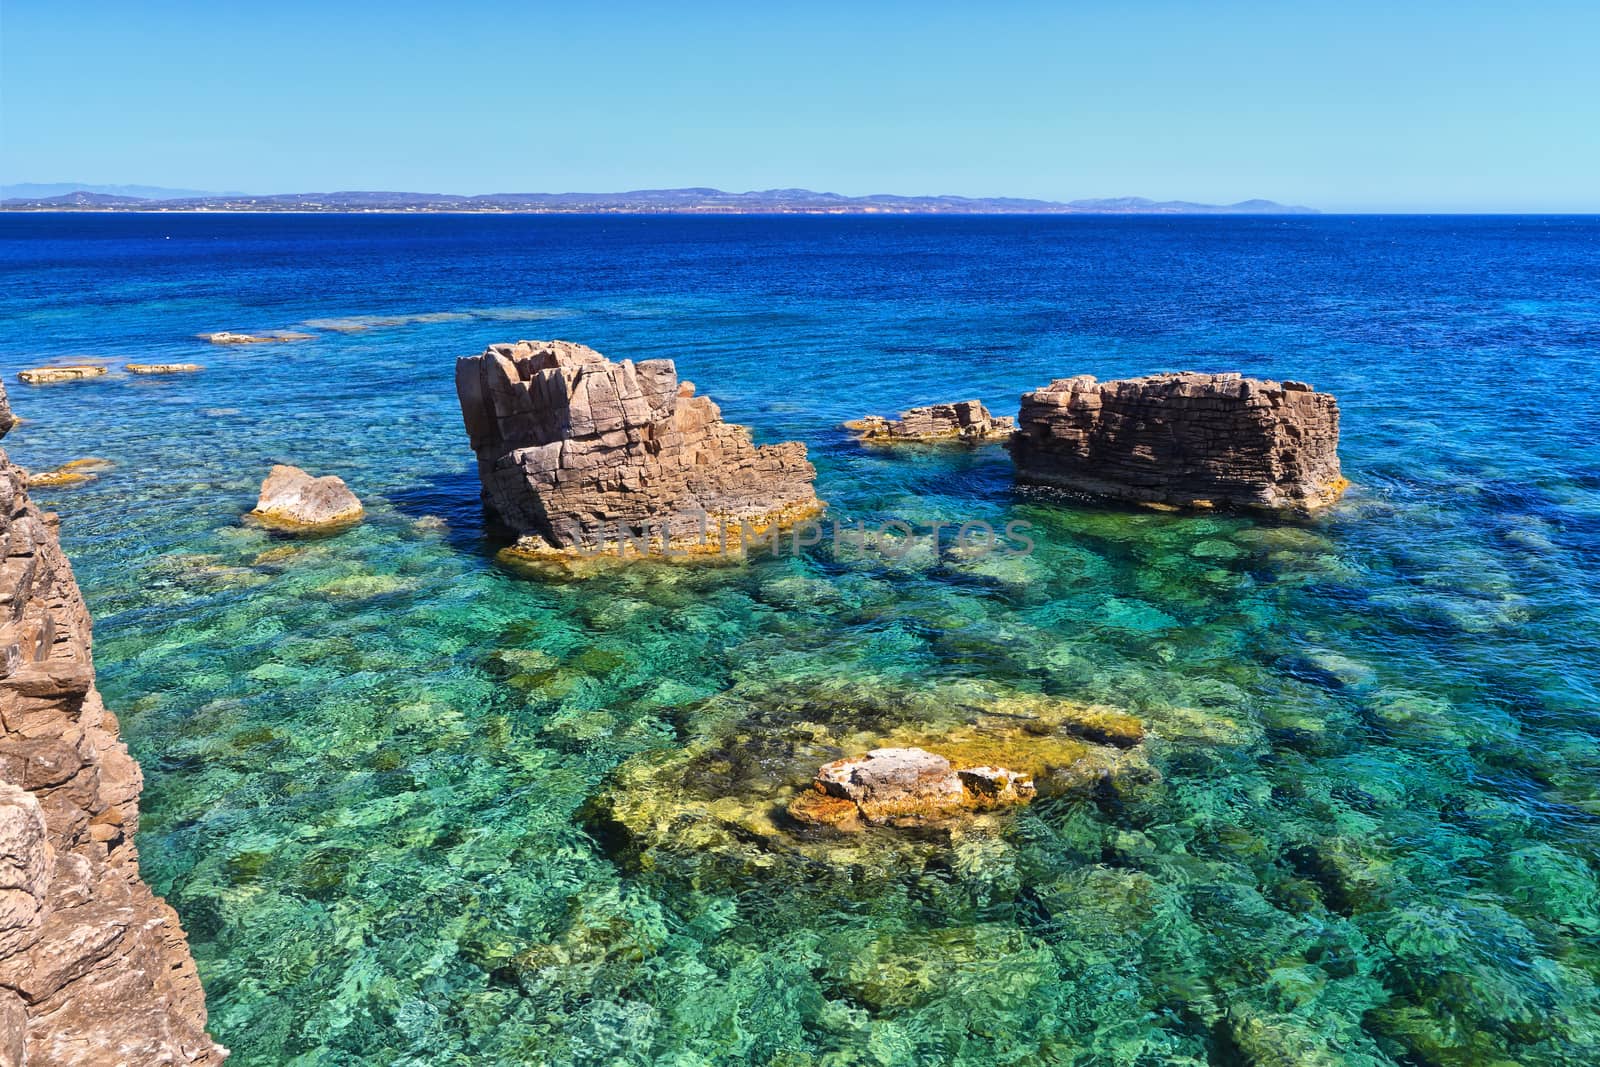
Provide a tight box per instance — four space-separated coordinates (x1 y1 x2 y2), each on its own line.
3 214 1599 1065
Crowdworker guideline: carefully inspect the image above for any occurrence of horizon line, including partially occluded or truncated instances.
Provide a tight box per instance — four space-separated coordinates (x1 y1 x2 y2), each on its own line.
6 185 1597 215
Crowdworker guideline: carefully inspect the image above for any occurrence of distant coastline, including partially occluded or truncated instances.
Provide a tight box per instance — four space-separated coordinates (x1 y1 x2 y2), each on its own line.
0 185 1318 215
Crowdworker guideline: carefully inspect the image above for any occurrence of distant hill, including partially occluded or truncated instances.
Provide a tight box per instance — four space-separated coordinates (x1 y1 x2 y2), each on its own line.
0 186 1319 215
2 182 245 200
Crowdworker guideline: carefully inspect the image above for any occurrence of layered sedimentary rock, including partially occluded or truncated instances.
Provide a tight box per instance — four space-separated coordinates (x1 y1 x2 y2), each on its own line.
0 396 224 1064
1010 372 1344 511
456 340 820 555
846 400 1014 443
247 464 363 533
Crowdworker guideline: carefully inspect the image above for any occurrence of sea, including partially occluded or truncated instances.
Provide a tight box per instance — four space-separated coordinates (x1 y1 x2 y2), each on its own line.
2 212 1598 1065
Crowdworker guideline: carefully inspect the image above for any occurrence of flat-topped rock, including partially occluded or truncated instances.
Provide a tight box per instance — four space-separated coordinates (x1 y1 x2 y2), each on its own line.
455 340 820 556
247 464 363 532
1010 371 1345 512
17 366 108 384
127 363 203 374
846 399 1015 442
199 331 311 345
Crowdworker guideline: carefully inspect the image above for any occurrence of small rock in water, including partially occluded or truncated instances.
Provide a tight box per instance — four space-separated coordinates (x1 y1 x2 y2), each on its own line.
26 457 114 488
845 399 1015 443
793 746 1035 829
247 464 363 533
17 365 109 384
200 330 312 344
127 362 204 374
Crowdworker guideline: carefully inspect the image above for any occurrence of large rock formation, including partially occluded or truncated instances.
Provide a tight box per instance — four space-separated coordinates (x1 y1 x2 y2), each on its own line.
456 340 820 555
845 400 1014 443
1010 372 1345 512
0 387 225 1065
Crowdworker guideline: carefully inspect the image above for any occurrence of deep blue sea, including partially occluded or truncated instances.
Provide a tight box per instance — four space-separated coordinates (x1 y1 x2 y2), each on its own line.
3 213 1600 1065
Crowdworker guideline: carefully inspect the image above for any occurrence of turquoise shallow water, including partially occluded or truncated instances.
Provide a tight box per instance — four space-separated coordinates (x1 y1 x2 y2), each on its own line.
3 214 1600 1064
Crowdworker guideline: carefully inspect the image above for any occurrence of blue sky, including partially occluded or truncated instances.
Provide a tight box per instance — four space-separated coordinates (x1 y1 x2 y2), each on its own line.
3 1 1597 211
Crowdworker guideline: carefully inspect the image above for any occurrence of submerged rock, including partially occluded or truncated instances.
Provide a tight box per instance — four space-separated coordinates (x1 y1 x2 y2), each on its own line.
127 363 204 374
846 400 1015 443
584 680 1156 890
1010 372 1345 512
247 464 363 532
25 457 114 489
199 330 311 344
16 366 108 385
455 340 820 557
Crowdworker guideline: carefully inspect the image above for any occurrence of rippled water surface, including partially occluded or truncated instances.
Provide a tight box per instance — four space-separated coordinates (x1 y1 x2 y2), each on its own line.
3 214 1600 1065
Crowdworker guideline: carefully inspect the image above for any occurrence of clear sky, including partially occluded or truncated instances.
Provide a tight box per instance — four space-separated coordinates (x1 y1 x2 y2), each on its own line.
3 0 1597 211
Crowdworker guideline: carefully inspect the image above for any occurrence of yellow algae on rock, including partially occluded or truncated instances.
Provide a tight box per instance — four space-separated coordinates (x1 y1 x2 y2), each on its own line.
25 457 115 488
583 678 1160 891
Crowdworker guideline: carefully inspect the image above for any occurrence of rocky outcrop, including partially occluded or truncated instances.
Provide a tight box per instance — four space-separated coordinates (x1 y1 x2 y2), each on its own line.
247 465 363 533
0 392 225 1065
455 340 820 556
16 368 107 385
126 364 203 375
788 747 1034 830
846 400 1014 443
1010 372 1345 512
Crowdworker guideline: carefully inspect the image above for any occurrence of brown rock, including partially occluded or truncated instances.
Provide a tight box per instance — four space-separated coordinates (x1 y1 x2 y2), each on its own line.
846 400 1015 443
1009 371 1346 512
956 765 1036 808
247 464 363 533
0 384 14 441
16 368 107 386
0 784 51 960
455 340 820 557
0 447 225 1064
794 746 1035 829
